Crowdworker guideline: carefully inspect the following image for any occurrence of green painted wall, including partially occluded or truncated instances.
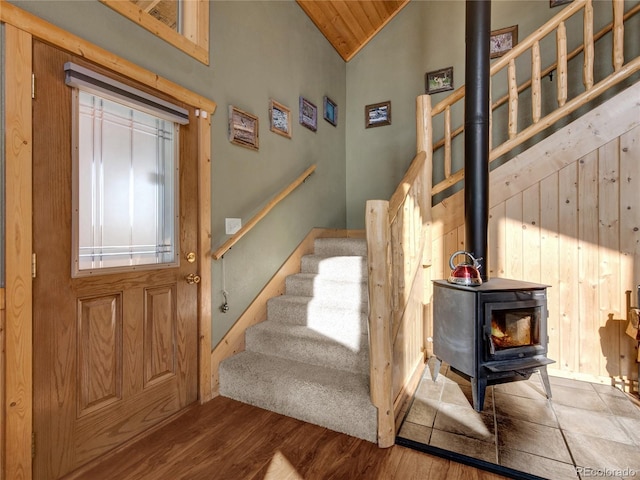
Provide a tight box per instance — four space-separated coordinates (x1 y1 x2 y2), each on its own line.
7 0 347 346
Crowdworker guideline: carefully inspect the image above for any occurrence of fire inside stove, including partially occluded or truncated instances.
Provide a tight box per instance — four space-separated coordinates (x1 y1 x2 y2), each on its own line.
490 308 540 351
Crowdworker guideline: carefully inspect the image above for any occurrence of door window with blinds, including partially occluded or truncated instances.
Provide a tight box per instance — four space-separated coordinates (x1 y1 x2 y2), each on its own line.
66 62 189 275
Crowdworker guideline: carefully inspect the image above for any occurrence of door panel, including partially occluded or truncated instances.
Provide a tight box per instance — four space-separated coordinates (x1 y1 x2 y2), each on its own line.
77 293 123 415
32 40 199 479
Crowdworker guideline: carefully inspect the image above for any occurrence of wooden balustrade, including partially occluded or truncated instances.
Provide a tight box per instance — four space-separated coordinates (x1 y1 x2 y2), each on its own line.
429 0 640 196
366 95 433 446
366 150 431 447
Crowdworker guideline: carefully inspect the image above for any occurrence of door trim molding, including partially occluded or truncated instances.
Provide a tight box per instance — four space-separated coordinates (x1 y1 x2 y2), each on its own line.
4 22 34 480
1 4 215 478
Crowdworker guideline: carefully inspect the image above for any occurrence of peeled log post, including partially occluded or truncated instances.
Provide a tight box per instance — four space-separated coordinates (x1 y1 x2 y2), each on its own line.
556 22 568 107
416 95 431 155
508 59 518 139
583 0 594 89
444 106 452 179
365 200 394 448
532 41 542 124
612 0 624 71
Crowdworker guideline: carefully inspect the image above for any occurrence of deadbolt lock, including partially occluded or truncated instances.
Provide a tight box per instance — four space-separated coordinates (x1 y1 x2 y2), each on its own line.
186 252 196 263
185 273 201 284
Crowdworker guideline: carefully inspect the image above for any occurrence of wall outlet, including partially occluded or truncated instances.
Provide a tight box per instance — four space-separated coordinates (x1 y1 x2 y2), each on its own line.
225 218 242 235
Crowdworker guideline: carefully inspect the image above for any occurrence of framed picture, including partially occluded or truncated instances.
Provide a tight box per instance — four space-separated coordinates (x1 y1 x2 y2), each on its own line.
365 101 391 128
269 99 291 138
550 0 572 6
425 67 454 94
228 105 259 150
323 96 337 126
490 25 518 59
299 96 318 132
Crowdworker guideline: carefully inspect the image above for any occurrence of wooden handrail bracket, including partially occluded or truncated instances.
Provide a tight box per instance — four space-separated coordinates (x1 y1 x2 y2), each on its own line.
212 164 316 260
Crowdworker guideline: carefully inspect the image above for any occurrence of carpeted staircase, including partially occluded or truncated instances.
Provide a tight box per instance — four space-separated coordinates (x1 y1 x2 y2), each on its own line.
219 237 378 443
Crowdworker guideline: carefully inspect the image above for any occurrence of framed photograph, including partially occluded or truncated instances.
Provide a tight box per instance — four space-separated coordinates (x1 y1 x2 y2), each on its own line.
425 67 454 94
490 25 518 59
323 96 338 126
365 101 391 128
228 105 259 150
299 96 318 132
269 99 291 138
550 0 572 6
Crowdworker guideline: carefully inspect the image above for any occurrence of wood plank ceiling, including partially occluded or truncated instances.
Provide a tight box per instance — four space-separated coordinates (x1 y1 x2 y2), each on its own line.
133 0 410 62
296 0 411 62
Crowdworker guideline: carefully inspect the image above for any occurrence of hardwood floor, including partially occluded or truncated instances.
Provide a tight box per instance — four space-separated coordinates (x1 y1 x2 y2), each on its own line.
72 396 507 480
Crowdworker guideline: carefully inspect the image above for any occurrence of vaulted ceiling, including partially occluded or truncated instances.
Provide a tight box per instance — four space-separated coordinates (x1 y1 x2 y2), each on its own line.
296 0 411 61
132 0 410 63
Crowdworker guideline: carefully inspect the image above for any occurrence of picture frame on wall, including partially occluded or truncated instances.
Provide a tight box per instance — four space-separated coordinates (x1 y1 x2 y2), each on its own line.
323 96 338 126
269 99 292 138
425 67 454 94
490 25 518 59
365 101 391 128
299 96 318 132
228 105 259 150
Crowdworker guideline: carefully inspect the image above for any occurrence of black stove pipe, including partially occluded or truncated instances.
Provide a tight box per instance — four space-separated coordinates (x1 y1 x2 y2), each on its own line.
464 0 491 282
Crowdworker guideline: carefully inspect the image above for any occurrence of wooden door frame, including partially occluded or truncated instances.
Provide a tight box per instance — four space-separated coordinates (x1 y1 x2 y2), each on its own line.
2 4 215 479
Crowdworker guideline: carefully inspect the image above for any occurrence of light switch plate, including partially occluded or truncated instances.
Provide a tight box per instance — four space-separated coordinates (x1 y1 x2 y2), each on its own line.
225 218 242 235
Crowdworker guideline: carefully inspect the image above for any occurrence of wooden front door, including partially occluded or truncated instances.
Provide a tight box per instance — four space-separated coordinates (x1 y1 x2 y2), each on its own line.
32 40 199 479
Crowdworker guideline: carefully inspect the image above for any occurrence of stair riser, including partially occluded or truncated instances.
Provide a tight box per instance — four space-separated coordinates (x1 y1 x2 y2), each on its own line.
300 256 367 280
313 237 367 257
245 324 369 375
267 298 369 330
285 275 368 307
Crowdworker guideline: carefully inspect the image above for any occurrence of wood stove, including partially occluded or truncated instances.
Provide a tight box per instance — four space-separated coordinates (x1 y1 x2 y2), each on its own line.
429 1 554 411
431 278 554 411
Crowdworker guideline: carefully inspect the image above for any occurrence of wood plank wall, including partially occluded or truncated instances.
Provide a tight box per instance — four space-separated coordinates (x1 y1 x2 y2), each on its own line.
429 97 640 389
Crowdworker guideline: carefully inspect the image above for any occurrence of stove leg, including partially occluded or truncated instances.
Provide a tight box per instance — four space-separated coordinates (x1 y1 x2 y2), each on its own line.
431 357 442 382
471 376 487 411
539 366 552 399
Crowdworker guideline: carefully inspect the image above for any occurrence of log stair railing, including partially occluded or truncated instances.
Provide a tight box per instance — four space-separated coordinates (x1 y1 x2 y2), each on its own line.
366 0 640 448
430 0 640 197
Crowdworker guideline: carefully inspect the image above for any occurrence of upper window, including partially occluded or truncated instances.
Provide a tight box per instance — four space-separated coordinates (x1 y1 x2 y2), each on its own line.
100 0 209 65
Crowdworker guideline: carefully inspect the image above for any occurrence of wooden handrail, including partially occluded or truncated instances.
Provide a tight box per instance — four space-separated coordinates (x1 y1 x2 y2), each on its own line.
212 164 316 259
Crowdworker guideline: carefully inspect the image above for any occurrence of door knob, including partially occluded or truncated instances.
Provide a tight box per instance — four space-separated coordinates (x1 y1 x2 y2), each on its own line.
185 273 201 284
186 252 196 263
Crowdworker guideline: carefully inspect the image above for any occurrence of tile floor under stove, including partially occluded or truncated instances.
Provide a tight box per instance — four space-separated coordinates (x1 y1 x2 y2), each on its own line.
397 360 640 480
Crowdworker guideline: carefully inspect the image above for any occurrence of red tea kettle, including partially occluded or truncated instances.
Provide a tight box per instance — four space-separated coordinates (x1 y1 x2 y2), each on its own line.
448 250 483 286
